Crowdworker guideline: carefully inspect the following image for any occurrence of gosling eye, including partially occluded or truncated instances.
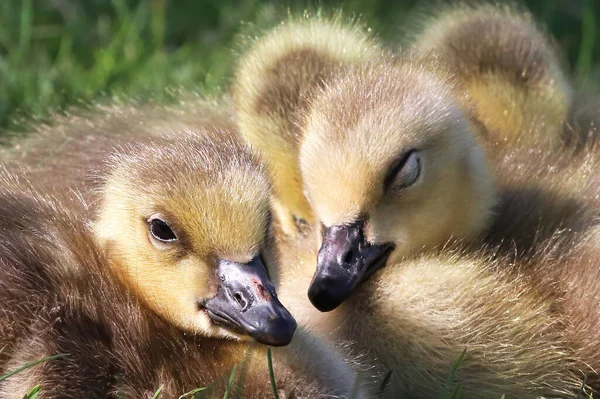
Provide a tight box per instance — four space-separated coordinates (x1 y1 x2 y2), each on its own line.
148 216 178 243
383 150 421 192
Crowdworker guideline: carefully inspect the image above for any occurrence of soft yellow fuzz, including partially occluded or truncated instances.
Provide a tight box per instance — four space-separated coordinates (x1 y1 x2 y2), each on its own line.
242 7 597 398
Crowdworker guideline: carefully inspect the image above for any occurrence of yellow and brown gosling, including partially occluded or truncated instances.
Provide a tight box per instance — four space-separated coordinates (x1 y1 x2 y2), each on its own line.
275 40 600 396
299 58 495 311
0 128 366 398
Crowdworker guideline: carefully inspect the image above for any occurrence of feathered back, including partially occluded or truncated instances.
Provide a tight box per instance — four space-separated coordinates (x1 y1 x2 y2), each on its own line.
412 3 572 150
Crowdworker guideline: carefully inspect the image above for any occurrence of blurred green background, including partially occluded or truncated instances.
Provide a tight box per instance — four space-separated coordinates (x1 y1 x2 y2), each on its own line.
0 0 598 131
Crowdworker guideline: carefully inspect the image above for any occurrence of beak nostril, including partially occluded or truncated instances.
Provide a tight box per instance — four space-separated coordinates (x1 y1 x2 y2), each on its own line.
341 246 360 266
233 293 248 310
342 250 353 265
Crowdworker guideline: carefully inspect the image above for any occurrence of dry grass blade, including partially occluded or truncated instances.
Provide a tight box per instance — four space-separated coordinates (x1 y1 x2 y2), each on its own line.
178 387 207 399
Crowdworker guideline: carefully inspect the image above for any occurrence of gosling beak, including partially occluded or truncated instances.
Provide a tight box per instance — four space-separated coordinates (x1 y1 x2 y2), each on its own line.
201 256 297 346
308 221 394 312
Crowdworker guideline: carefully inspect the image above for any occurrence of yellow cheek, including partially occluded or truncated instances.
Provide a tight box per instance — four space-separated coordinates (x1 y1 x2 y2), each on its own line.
112 240 217 332
146 257 214 326
367 205 413 259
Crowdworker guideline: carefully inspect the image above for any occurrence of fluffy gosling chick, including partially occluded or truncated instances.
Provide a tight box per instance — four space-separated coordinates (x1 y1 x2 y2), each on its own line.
232 16 496 310
232 15 381 235
411 3 572 150
300 60 495 311
0 131 366 398
276 60 600 393
277 75 600 394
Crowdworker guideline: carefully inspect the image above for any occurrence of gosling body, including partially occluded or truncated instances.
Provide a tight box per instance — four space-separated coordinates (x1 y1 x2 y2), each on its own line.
412 3 572 151
0 113 365 397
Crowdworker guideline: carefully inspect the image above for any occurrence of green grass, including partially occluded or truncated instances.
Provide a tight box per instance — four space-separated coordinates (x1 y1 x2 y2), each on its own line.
0 353 68 397
1 348 593 398
442 348 467 399
0 353 68 383
0 0 598 132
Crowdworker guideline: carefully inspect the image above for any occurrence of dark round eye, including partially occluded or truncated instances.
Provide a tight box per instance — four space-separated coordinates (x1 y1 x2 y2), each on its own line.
149 218 177 242
383 150 421 192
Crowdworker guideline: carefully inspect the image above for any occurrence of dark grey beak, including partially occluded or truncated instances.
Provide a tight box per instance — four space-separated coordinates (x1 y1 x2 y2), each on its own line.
308 221 394 312
201 256 297 346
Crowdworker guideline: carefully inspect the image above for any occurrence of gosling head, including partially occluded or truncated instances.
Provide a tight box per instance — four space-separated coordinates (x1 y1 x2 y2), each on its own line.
232 15 381 235
301 61 496 311
94 131 296 346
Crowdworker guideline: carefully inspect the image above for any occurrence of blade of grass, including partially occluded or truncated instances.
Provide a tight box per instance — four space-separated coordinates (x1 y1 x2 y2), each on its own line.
576 0 596 77
450 383 462 399
23 385 41 399
349 373 362 399
233 343 254 395
223 364 237 399
267 347 280 399
443 348 467 399
152 385 163 399
0 353 68 382
576 374 588 399
446 349 466 384
151 0 165 49
18 0 32 56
